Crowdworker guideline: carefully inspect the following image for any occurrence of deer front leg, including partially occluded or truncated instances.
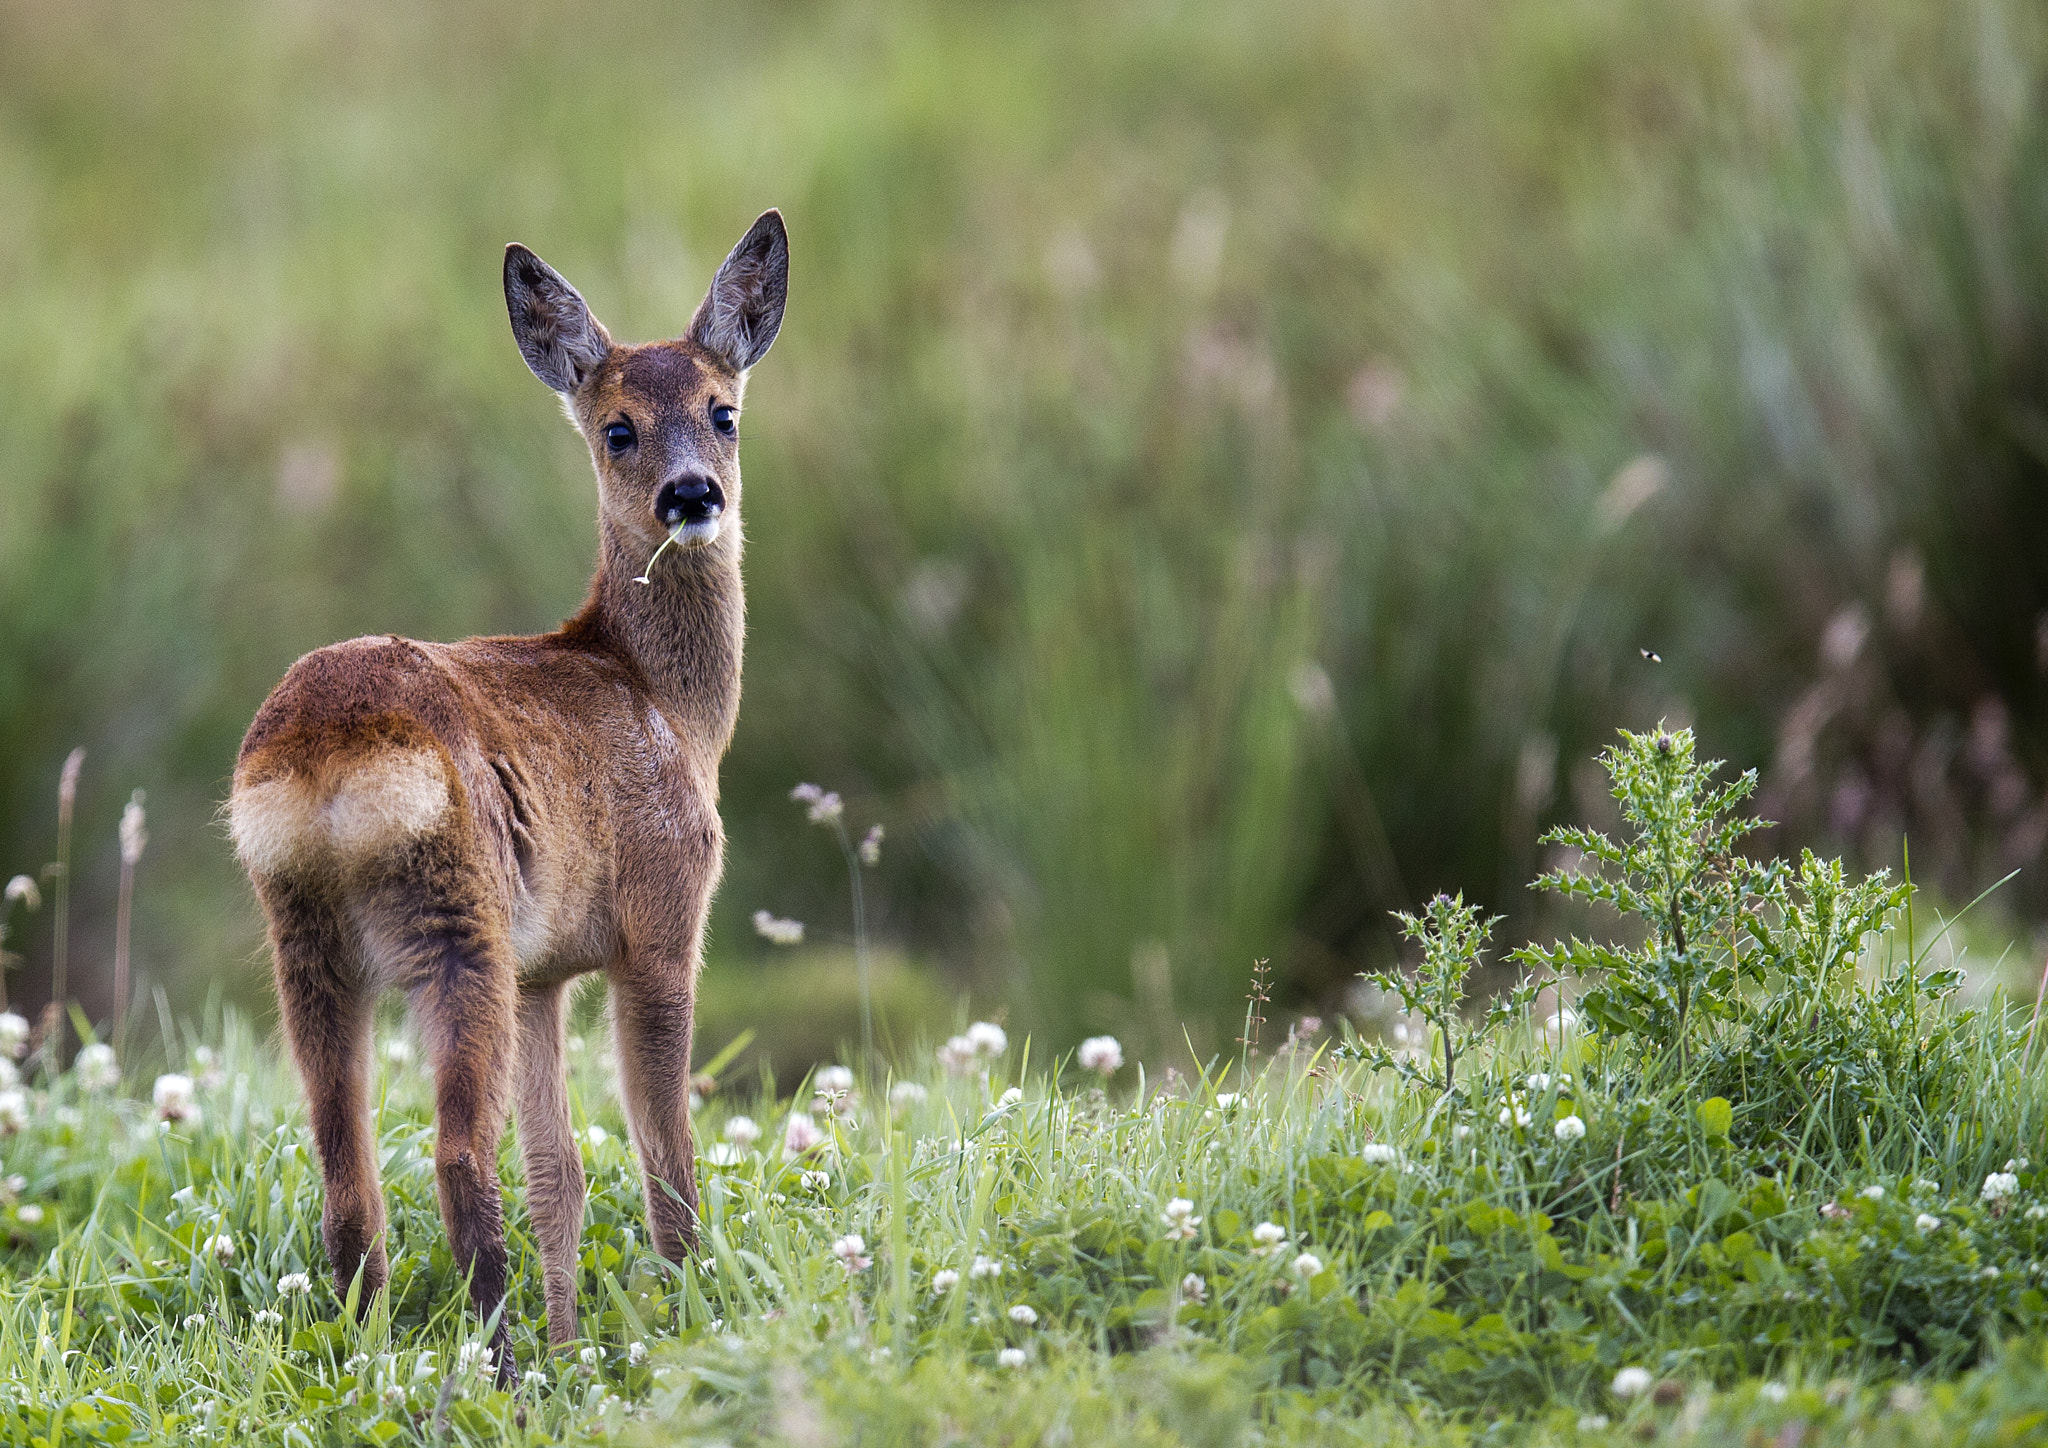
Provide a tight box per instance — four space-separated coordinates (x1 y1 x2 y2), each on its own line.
514 982 585 1347
609 960 699 1261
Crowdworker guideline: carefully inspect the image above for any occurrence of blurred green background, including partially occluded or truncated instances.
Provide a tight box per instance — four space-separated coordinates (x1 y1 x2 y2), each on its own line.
6 0 2048 1073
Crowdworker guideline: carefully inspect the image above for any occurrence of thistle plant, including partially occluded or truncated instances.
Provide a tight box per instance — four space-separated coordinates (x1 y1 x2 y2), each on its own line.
1352 892 1527 1097
1515 727 1775 1066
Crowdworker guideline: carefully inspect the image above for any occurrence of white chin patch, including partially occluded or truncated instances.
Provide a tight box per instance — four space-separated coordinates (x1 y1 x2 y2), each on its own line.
680 516 722 546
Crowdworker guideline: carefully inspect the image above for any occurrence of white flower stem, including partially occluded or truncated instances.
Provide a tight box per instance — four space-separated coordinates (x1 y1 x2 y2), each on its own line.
632 525 686 586
830 816 874 1074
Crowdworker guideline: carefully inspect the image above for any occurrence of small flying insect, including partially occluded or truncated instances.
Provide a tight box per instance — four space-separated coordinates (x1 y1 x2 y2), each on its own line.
1639 649 1662 663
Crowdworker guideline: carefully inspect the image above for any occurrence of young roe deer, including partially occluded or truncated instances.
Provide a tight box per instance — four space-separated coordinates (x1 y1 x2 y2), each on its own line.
228 211 788 1377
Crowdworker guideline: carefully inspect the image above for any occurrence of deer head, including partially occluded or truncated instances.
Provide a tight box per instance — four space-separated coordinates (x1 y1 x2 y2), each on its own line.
503 210 788 568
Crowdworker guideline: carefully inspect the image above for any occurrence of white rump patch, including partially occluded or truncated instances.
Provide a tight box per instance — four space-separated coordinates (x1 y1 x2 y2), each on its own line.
231 748 450 875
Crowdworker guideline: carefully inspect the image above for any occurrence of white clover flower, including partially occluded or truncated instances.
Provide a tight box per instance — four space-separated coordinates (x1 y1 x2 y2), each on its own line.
0 1013 28 1061
1161 1198 1202 1241
1077 1036 1123 1074
202 1234 234 1262
579 1346 601 1366
1983 1172 2021 1203
997 1087 1023 1108
1454 1123 1473 1141
858 825 884 867
1611 1366 1653 1398
723 1115 761 1147
1362 1143 1398 1166
253 1309 283 1327
1180 1272 1207 1304
183 1313 207 1330
705 1143 745 1167
1554 1115 1587 1143
1859 1185 1885 1201
383 1038 412 1066
277 1272 312 1297
75 1043 119 1093
154 1073 200 1125
889 1081 927 1111
832 1233 871 1272
1292 1251 1324 1278
783 1115 825 1158
3 877 39 912
585 1124 609 1148
801 1169 832 1194
1498 1103 1532 1128
931 1268 960 1294
969 1255 1004 1280
1916 1213 1942 1233
1526 1073 1552 1093
522 1369 548 1388
1983 1266 2001 1280
1007 1303 1038 1326
1251 1221 1288 1256
0 1090 28 1136
15 1203 41 1225
814 1065 855 1096
628 1340 648 1366
456 1341 489 1375
997 1347 1027 1369
938 1036 975 1074
752 910 805 946
1214 1092 1241 1111
965 1022 1009 1057
2028 1205 2048 1222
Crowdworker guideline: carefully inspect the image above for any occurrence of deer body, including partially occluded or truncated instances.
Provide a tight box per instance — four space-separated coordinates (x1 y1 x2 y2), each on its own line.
228 213 787 1377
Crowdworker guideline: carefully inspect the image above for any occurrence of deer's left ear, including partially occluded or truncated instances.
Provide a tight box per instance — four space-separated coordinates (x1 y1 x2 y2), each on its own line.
688 210 788 373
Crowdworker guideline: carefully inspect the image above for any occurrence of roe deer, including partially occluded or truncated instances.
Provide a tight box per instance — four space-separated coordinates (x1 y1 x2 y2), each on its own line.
228 211 788 1378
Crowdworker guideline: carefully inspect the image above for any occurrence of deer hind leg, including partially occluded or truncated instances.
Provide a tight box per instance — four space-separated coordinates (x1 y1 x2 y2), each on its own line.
609 961 700 1261
367 849 519 1383
264 878 387 1309
514 982 585 1348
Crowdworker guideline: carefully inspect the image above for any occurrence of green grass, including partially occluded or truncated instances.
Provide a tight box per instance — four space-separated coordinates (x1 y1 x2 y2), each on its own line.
1 976 2045 1446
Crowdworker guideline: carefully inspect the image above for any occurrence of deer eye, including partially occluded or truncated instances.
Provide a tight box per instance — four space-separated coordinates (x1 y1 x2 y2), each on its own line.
604 420 636 454
711 404 737 436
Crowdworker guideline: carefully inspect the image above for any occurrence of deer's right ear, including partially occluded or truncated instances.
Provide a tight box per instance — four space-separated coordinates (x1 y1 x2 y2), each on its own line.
504 245 613 394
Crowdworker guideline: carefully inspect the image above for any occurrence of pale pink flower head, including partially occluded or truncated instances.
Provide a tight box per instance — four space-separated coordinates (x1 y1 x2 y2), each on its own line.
1077 1036 1123 1075
790 784 844 824
832 1233 871 1272
782 1114 826 1159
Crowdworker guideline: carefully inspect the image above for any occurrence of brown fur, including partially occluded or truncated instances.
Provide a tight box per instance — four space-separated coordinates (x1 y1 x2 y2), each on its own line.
229 213 788 1377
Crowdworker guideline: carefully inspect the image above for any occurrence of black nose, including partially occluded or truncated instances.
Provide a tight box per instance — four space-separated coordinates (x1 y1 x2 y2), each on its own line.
656 474 725 527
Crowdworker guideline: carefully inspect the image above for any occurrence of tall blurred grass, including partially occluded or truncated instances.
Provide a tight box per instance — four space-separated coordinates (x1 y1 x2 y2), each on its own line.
4 0 2048 1052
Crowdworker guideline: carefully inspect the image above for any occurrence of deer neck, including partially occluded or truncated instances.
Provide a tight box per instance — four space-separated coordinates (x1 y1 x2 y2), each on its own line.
576 516 745 750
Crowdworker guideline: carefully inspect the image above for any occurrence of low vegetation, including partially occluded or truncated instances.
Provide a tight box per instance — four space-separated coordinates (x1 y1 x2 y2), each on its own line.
0 728 2041 1444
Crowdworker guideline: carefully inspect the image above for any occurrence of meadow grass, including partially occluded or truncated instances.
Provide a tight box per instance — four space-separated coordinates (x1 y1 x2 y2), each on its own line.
1 963 2046 1446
